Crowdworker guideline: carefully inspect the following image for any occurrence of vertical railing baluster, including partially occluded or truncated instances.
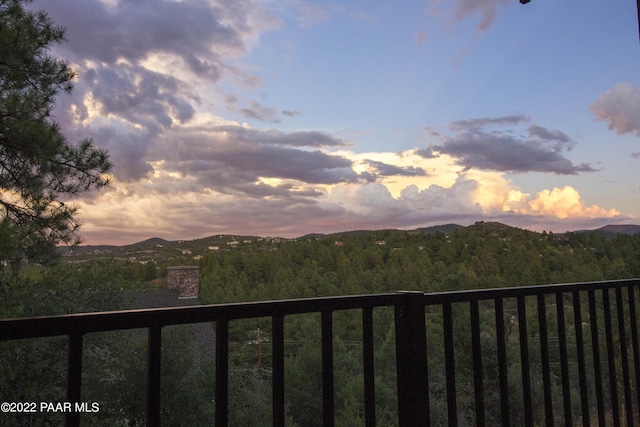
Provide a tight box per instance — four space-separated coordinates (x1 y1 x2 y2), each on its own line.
272 315 285 427
147 327 162 427
603 288 620 426
517 295 533 427
322 310 335 427
66 333 83 427
443 302 457 427
8 279 640 427
572 291 589 427
616 287 634 426
627 285 640 421
215 319 229 427
556 292 572 426
470 299 485 427
395 292 429 427
362 307 376 427
588 289 606 427
537 294 554 427
495 298 510 427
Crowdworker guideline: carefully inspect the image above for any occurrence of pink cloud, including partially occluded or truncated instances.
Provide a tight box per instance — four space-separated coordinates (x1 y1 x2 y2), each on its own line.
591 83 640 137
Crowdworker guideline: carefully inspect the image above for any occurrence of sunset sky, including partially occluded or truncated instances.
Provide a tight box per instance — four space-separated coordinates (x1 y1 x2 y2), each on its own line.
34 0 640 245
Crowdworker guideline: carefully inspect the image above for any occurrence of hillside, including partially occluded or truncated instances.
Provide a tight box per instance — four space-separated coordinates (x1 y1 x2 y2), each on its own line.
59 222 640 264
573 224 640 238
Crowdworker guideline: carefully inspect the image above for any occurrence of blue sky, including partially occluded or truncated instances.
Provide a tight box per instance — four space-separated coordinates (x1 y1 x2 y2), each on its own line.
34 0 640 244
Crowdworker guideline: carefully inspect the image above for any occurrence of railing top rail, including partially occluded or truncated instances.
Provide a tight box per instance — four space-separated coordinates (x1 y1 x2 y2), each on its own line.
422 277 640 305
0 293 400 340
1 278 638 341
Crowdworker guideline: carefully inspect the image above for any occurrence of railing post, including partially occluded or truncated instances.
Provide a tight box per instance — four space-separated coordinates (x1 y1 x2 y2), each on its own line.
66 333 83 427
362 307 376 427
272 315 285 427
147 326 162 427
215 320 229 427
322 311 335 427
395 292 429 427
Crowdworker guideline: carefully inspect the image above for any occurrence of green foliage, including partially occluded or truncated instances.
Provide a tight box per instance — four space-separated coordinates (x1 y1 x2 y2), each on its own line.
0 0 111 269
196 224 640 308
3 222 640 425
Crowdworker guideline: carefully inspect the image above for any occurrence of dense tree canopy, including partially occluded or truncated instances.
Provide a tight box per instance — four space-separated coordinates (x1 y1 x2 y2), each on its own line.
0 0 110 270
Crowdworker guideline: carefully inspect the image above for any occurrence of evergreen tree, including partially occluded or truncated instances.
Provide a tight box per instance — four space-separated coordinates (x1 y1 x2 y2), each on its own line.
0 0 110 270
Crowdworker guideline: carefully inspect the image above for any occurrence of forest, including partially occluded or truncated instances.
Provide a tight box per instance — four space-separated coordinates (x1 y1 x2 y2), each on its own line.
2 222 640 426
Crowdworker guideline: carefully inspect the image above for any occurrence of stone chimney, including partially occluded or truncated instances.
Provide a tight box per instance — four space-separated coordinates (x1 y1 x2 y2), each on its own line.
166 266 199 298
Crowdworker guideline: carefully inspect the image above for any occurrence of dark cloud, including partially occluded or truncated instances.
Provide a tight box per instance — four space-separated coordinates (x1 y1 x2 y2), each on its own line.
33 0 262 78
32 0 279 147
414 148 439 159
282 110 302 117
451 0 510 32
211 126 347 147
365 160 428 177
83 63 196 131
200 145 357 185
420 116 595 174
228 101 304 123
143 125 359 196
449 115 528 131
29 0 346 191
527 124 572 144
591 83 640 137
239 101 281 123
87 122 156 182
632 152 640 159
225 97 289 123
224 182 324 199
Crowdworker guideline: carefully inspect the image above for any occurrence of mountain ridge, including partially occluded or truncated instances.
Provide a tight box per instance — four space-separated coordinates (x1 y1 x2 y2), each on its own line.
61 222 640 255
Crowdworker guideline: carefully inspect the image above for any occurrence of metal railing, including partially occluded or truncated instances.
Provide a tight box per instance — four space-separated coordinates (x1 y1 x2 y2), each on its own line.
1 278 640 426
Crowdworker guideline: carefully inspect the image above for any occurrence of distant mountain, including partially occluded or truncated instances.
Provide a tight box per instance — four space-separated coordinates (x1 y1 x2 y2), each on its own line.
120 237 170 251
573 224 640 238
596 224 640 235
59 222 640 261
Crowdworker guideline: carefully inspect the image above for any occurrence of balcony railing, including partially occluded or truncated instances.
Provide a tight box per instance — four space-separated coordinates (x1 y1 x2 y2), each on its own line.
1 278 640 426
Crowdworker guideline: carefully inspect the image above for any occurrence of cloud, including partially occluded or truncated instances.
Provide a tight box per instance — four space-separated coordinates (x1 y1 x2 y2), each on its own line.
449 115 529 131
225 99 284 123
400 176 484 215
81 63 196 130
205 126 348 147
364 160 428 177
88 120 156 182
395 176 620 222
419 116 596 174
282 110 302 118
76 165 628 244
34 0 282 137
34 0 279 73
455 0 509 32
522 186 621 219
275 1 373 29
31 0 350 190
591 83 640 137
431 0 510 32
141 125 363 196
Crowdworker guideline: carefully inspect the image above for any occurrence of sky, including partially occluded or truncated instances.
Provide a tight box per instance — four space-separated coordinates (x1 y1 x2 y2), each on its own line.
32 0 640 245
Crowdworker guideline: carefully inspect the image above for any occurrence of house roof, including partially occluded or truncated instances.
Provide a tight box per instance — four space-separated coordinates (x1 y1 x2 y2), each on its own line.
117 288 216 365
